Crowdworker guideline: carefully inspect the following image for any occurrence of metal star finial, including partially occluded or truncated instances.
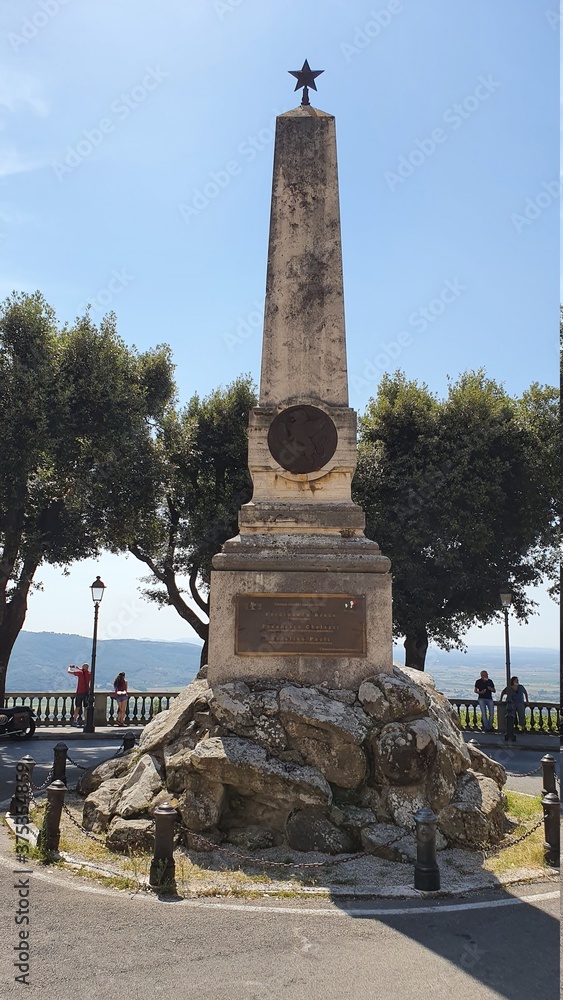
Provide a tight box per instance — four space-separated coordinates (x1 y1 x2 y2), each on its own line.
289 59 324 106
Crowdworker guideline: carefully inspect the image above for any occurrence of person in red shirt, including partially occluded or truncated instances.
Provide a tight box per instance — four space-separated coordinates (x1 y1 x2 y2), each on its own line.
68 663 91 725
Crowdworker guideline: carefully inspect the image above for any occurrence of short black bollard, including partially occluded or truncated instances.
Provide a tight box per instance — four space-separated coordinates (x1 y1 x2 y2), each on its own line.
541 791 560 868
541 754 557 796
39 780 67 854
10 756 36 817
122 731 136 752
53 742 68 785
414 807 441 892
149 802 177 891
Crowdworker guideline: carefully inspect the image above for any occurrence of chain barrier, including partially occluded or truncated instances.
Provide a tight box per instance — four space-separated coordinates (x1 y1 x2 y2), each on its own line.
30 768 54 792
61 803 108 846
180 825 409 869
478 815 544 860
504 764 544 779
66 754 89 771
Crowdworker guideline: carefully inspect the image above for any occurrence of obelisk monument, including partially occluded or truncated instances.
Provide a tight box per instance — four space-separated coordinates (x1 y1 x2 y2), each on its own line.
208 62 392 689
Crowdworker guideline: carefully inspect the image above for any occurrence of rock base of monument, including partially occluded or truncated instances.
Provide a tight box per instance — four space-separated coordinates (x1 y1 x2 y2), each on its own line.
78 666 506 855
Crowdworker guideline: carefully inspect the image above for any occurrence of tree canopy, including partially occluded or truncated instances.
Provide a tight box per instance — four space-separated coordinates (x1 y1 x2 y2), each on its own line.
129 376 257 662
0 292 175 700
353 370 559 668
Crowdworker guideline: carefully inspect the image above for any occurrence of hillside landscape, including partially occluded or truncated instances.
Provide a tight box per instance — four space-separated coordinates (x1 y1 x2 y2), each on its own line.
5 631 559 701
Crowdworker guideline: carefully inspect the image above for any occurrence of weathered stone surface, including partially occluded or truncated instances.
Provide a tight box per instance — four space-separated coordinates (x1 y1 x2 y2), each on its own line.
466 744 506 788
209 682 288 752
393 665 436 690
360 822 407 860
386 786 427 832
438 770 505 846
359 786 390 821
327 688 357 705
279 685 371 743
425 744 458 812
106 817 154 853
374 719 438 785
337 806 378 830
359 673 430 724
82 779 127 833
227 825 282 850
189 737 332 816
176 773 225 832
286 809 354 854
139 680 210 754
77 751 136 797
114 754 163 819
282 720 367 788
427 696 471 773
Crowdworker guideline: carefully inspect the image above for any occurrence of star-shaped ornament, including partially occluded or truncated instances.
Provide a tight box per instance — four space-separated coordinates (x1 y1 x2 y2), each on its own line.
288 59 324 105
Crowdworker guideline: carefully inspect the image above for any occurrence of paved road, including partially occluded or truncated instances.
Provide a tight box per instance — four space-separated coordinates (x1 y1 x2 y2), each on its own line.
479 747 559 797
0 740 122 804
0 854 558 1000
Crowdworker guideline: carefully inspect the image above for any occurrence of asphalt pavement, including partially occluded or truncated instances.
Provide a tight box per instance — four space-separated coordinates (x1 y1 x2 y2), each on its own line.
0 852 558 1000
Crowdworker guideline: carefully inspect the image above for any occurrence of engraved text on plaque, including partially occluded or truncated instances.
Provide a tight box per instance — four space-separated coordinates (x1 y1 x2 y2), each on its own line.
235 594 366 656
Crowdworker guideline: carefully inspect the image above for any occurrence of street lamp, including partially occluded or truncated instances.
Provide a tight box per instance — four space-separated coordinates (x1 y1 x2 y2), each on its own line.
500 586 515 743
84 576 106 733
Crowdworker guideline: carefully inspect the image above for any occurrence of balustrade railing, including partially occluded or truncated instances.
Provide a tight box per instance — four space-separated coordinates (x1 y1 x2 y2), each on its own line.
4 691 558 733
449 698 559 734
4 691 179 727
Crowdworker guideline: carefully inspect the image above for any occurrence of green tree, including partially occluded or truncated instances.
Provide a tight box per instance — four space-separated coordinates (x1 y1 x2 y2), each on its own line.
0 292 174 700
129 376 257 664
353 371 559 669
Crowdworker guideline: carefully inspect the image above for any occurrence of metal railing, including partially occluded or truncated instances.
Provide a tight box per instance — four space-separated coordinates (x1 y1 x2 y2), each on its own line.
449 699 559 734
4 691 179 728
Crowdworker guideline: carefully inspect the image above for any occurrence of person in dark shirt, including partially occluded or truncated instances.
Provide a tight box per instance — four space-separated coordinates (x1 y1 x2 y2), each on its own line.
474 670 496 732
500 676 529 731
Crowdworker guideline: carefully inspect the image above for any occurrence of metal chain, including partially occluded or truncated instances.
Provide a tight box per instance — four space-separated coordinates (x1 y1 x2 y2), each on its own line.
61 803 107 846
30 768 54 791
66 754 88 771
181 826 409 868
479 815 544 860
504 764 544 779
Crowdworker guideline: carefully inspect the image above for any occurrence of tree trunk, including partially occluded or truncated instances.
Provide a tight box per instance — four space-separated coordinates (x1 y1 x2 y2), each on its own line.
199 634 209 669
404 631 429 670
0 559 37 704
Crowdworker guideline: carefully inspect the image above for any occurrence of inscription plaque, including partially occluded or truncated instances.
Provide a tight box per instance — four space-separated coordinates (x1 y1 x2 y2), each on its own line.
235 594 366 656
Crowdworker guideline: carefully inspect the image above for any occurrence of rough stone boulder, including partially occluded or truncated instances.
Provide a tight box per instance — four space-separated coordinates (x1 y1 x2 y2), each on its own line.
278 685 370 788
176 773 225 833
187 737 332 825
466 743 506 788
359 672 430 724
286 809 354 854
374 718 438 785
360 822 407 861
139 680 210 754
113 754 163 819
82 778 128 833
386 786 427 832
210 682 287 753
106 817 154 853
77 751 136 797
438 770 505 846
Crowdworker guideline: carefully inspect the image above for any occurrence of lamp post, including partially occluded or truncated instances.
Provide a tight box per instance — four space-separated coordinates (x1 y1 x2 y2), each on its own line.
84 576 105 734
499 586 515 743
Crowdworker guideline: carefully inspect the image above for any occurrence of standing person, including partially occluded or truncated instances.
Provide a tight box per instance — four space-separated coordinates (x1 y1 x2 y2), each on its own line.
113 672 128 726
474 670 496 732
500 676 529 731
68 663 91 726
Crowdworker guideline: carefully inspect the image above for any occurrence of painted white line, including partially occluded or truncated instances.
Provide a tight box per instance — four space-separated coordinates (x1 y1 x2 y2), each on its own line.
0 853 557 914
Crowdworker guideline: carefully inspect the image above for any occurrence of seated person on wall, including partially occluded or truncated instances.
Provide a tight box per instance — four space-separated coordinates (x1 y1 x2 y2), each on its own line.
500 676 529 731
474 670 496 733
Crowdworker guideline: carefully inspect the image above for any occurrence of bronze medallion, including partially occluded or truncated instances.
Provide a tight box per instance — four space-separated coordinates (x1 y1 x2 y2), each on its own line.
267 405 338 474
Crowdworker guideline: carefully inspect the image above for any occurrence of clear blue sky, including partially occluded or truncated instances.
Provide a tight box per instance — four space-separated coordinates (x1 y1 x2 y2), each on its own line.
1 0 559 650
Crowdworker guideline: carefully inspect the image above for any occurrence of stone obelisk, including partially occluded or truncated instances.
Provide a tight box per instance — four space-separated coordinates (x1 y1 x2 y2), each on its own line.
208 63 392 689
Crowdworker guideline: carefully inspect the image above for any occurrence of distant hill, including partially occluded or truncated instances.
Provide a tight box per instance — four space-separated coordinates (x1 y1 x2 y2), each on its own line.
5 632 558 701
6 632 202 692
